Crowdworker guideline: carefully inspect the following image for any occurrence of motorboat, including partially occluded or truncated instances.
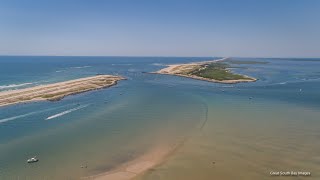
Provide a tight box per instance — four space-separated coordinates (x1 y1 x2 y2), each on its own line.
27 156 39 163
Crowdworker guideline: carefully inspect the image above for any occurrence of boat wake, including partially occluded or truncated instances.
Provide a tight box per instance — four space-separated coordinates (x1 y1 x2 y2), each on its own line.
0 111 39 124
45 104 90 120
0 105 70 124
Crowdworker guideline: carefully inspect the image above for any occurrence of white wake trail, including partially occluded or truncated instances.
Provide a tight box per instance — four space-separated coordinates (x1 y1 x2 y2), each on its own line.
0 105 71 124
45 104 90 120
0 111 38 124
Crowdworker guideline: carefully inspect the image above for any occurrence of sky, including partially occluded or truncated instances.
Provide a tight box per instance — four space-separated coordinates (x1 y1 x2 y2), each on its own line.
0 0 319 57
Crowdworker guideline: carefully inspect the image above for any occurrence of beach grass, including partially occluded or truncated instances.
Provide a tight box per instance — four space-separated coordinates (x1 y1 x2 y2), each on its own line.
189 62 254 81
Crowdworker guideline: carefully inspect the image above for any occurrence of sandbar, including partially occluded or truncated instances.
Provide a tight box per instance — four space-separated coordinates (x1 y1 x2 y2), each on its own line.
82 144 176 180
0 75 125 107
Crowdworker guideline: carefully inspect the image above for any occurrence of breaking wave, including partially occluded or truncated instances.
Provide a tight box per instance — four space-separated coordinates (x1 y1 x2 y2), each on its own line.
0 82 33 90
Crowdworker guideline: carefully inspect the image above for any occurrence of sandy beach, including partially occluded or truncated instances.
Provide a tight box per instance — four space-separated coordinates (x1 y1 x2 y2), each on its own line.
0 75 125 107
153 58 257 84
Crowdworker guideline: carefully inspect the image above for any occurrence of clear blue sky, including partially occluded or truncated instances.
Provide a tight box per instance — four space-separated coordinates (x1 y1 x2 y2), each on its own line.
0 0 319 57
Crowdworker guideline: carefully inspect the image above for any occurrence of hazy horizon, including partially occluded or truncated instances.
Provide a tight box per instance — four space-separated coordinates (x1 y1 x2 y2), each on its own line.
0 55 320 59
1 0 320 58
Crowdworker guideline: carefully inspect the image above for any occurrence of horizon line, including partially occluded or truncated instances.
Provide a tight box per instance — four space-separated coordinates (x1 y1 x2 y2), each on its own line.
0 54 319 59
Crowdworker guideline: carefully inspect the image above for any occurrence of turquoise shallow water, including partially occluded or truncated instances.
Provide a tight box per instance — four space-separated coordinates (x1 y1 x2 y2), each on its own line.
0 56 320 179
138 94 320 180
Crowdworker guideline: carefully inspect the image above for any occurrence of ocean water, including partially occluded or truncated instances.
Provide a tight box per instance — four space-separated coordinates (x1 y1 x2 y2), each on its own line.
0 56 319 179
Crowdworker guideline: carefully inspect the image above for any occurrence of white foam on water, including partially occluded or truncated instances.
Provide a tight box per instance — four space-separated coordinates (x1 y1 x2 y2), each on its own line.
271 77 320 86
0 82 33 90
221 85 234 88
45 104 90 120
151 63 165 66
70 66 92 69
111 64 132 66
277 81 288 85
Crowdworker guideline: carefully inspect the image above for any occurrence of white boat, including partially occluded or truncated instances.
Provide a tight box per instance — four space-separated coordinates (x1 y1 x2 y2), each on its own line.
27 156 39 163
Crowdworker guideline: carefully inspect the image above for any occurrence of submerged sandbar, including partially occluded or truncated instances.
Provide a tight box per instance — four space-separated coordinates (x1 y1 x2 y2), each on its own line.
153 58 257 84
0 75 125 107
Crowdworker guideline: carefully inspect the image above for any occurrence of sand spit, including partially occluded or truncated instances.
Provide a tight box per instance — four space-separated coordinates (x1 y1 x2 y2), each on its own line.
0 75 125 107
83 145 175 180
153 58 257 84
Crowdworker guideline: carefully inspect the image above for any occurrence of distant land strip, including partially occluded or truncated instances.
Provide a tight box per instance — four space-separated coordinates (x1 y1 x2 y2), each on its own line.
152 57 257 84
0 75 125 107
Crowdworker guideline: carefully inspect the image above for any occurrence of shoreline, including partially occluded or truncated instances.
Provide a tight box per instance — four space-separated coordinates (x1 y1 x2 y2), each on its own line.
83 145 176 180
152 57 257 84
84 137 188 180
150 72 257 84
0 75 125 107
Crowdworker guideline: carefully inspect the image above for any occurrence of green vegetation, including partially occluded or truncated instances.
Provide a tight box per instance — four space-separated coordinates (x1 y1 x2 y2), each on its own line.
41 92 67 99
41 87 90 99
189 62 254 81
